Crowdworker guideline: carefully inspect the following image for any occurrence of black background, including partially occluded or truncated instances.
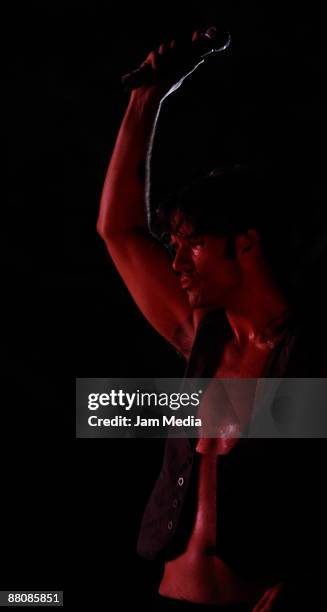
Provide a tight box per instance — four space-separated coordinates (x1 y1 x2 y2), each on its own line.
4 1 327 608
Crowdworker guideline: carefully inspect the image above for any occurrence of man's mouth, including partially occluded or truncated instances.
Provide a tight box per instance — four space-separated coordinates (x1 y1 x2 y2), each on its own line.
180 275 195 290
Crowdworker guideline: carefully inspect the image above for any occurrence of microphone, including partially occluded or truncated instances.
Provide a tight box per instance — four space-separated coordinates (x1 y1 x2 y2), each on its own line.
121 26 231 91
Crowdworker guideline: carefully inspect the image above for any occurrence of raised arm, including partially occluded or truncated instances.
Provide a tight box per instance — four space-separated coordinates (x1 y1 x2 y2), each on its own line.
97 40 196 357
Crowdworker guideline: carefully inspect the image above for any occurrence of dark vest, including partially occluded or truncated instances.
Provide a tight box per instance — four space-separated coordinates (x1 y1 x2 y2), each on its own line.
137 309 327 583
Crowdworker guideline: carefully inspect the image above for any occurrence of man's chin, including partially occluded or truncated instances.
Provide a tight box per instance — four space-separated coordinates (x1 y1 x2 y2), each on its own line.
186 291 200 307
187 292 208 309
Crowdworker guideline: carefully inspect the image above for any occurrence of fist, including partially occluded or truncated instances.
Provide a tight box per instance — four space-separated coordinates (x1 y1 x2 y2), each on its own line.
130 30 212 100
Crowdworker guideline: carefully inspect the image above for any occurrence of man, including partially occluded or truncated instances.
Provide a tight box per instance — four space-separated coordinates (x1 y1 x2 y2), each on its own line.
97 30 326 611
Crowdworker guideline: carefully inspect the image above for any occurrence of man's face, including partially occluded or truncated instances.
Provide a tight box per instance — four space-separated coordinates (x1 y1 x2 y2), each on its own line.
169 213 242 310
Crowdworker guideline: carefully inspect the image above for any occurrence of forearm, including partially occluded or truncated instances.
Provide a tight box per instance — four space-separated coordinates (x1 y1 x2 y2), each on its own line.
97 30 203 240
97 90 162 239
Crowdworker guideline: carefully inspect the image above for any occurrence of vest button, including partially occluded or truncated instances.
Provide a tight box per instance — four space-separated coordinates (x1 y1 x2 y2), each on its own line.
178 477 184 486
172 499 179 508
167 521 174 530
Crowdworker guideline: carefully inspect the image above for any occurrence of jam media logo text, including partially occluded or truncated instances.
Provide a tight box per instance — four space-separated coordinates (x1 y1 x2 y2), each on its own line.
88 389 203 411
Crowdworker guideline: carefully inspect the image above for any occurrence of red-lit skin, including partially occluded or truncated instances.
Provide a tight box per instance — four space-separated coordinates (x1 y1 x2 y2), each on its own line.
97 29 290 611
160 217 290 608
169 213 290 352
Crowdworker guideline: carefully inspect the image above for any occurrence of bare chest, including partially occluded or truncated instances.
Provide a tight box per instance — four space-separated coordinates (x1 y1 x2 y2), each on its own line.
214 338 274 378
196 341 273 455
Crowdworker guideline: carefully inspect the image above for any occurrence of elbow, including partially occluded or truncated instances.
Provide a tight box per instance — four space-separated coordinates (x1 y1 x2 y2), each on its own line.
96 217 124 246
97 194 115 240
97 216 146 243
96 217 107 241
96 202 125 243
96 215 115 243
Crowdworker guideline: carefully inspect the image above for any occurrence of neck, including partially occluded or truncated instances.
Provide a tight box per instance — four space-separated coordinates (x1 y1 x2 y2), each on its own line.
225 279 290 349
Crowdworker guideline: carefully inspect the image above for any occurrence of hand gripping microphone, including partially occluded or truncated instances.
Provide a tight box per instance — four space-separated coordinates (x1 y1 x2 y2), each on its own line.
121 26 231 91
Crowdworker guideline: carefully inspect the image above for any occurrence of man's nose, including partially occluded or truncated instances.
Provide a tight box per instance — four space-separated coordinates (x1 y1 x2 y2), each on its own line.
172 245 192 273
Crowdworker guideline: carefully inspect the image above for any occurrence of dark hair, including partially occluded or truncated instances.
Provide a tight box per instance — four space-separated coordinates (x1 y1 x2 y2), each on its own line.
156 163 304 297
158 164 284 233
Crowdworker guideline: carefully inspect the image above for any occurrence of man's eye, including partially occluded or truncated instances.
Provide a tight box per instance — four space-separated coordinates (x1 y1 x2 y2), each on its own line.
168 243 177 256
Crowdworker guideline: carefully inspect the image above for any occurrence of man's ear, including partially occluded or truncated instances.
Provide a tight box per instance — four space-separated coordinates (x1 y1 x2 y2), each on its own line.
235 229 262 260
